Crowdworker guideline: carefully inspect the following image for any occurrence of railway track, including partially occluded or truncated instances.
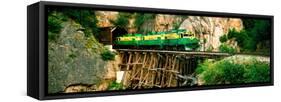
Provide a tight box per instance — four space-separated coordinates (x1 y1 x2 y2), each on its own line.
115 49 270 57
116 49 231 57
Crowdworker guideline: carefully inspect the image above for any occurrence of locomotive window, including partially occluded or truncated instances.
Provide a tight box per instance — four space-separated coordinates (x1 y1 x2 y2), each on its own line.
183 34 190 37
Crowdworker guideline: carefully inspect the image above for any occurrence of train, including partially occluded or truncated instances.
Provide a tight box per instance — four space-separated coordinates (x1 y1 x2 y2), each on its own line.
114 29 200 50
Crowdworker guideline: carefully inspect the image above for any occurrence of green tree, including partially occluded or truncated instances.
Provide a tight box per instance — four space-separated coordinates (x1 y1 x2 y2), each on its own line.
219 35 228 43
223 19 270 53
111 12 132 28
48 12 63 42
241 19 270 52
62 8 99 37
134 13 156 33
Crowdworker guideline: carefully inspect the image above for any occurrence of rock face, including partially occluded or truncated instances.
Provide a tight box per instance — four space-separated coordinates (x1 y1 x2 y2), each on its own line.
153 14 187 32
179 17 243 51
95 11 118 27
154 14 175 31
48 20 108 93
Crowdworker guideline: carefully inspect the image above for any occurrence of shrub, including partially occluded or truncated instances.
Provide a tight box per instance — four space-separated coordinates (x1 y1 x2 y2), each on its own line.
196 58 270 85
206 46 213 52
107 81 124 90
244 61 270 83
226 29 253 51
219 43 236 53
48 14 63 42
195 59 213 75
219 35 228 43
218 61 245 84
197 60 244 85
100 50 116 61
111 12 131 28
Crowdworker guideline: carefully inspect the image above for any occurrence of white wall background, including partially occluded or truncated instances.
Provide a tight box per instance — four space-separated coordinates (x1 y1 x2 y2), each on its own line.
0 0 279 101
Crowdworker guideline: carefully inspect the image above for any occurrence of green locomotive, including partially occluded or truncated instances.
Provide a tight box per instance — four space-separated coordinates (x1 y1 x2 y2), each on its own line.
114 29 199 50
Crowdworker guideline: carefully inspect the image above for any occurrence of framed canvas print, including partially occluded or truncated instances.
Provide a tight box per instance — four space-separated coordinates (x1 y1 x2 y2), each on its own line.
27 1 274 100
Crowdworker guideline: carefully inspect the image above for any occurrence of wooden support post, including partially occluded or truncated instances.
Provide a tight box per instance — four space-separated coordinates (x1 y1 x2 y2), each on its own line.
168 55 177 87
137 52 147 89
150 53 158 87
144 53 154 86
155 54 163 86
127 52 139 87
161 54 169 87
122 52 132 86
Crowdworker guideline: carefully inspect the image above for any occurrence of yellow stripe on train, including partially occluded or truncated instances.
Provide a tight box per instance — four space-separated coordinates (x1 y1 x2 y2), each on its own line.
119 36 141 41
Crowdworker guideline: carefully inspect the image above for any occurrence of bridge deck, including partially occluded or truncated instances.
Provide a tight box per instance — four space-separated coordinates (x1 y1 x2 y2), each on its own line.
116 49 231 56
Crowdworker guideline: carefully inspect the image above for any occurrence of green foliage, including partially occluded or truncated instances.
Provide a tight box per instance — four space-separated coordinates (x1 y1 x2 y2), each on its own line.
227 29 255 51
173 15 187 30
206 46 213 52
244 61 270 83
173 22 181 30
243 19 271 41
196 60 244 84
111 12 131 28
48 13 63 42
100 50 116 61
203 38 207 43
219 35 228 43
218 61 245 84
225 19 271 53
134 13 156 33
62 8 99 37
196 58 270 85
48 8 100 39
107 81 124 90
219 43 236 53
195 59 213 75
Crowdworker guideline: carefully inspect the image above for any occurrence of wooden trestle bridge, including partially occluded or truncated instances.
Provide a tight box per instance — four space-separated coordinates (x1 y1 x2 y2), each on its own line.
116 49 230 89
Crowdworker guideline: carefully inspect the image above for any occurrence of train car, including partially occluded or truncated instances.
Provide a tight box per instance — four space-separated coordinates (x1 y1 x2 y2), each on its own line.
114 29 199 51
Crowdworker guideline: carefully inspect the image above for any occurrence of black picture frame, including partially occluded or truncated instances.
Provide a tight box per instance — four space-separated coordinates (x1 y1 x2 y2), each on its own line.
27 1 274 100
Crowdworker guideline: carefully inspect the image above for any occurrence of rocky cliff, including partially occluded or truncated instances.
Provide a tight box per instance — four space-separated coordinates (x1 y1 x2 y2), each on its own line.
179 16 243 51
48 19 108 93
95 11 118 27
